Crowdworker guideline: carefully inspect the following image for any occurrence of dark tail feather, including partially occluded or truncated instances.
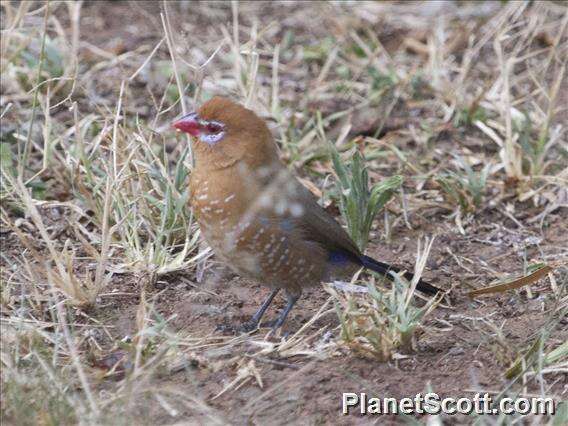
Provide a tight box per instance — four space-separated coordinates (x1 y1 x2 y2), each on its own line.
359 255 441 295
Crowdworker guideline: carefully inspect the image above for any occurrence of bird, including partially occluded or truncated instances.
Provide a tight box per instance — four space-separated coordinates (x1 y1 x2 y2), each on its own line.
172 97 441 332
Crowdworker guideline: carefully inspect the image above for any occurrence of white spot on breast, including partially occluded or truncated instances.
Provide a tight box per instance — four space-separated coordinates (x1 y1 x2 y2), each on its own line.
224 194 235 203
275 201 286 215
290 203 304 217
259 193 272 207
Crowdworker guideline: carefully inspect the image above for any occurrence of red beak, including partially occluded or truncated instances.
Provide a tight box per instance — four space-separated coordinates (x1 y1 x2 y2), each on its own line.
172 112 200 136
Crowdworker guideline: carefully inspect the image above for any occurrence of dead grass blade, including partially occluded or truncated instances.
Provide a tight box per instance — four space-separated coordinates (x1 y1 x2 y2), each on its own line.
469 265 553 298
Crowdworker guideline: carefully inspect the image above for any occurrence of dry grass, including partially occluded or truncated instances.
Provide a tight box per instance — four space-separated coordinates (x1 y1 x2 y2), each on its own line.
1 1 567 424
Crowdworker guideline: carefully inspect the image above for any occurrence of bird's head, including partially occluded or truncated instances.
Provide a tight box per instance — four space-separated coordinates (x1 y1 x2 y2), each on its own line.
172 97 278 170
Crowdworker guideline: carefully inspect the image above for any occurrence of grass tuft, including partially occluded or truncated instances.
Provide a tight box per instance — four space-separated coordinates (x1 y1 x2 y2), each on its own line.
436 156 492 213
333 272 440 361
328 137 402 251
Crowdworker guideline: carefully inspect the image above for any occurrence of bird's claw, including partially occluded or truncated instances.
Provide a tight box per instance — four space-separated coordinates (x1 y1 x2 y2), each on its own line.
238 320 260 333
215 323 238 333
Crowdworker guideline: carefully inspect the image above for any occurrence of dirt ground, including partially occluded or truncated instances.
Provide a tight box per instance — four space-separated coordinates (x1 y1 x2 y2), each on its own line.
81 209 566 424
1 1 567 425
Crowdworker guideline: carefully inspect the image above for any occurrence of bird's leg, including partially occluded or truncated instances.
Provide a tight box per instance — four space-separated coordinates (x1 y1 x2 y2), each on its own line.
268 292 300 332
239 289 280 332
249 288 280 325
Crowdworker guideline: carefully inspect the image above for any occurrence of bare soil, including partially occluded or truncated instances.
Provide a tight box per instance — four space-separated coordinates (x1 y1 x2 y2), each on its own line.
92 210 566 424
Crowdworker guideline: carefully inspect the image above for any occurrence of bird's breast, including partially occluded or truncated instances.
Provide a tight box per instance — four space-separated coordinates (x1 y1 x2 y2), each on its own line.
189 167 333 288
190 171 260 272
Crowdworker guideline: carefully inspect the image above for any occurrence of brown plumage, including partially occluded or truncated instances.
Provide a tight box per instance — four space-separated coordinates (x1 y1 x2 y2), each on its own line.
173 97 440 331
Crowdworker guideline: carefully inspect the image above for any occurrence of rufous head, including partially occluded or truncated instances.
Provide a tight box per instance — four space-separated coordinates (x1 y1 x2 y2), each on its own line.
172 97 278 169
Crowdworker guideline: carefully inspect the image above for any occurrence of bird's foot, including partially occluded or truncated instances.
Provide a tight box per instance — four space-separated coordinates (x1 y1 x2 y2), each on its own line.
215 323 238 334
238 319 260 333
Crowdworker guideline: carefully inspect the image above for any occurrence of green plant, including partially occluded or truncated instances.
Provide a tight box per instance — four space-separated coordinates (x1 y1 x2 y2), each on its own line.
17 37 65 89
329 143 402 251
1 329 80 426
513 111 564 177
303 37 336 62
409 73 433 100
69 120 200 275
453 104 488 128
436 156 491 212
367 67 397 93
333 272 440 361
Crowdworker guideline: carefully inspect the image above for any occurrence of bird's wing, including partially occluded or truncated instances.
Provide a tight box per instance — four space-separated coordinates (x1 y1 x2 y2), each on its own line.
290 180 362 258
249 164 361 258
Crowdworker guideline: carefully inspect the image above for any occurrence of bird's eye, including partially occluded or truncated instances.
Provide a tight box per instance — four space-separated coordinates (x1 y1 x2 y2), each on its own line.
205 122 222 133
